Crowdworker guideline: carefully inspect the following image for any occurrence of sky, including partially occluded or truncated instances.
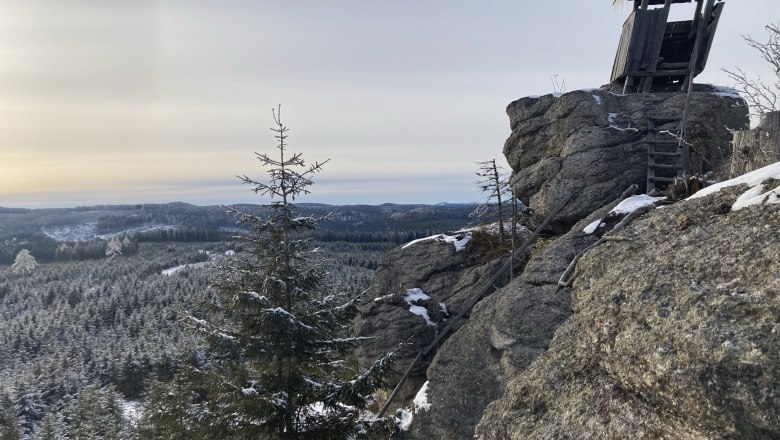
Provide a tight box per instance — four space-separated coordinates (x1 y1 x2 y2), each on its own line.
0 0 777 208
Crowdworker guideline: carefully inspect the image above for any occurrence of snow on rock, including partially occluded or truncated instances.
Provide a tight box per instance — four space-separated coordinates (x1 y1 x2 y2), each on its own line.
583 195 663 235
405 288 430 303
413 381 432 412
592 95 602 105
396 408 414 431
582 219 603 235
402 232 471 252
708 84 742 100
405 288 436 327
611 194 665 215
608 124 640 133
689 161 780 210
395 381 433 431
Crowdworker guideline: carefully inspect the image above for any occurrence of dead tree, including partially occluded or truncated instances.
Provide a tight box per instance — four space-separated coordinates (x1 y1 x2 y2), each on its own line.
723 23 779 117
472 159 511 241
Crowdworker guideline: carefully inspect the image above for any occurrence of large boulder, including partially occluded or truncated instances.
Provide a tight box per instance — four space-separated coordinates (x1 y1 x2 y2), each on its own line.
504 84 748 232
475 173 780 438
354 230 516 408
402 198 622 439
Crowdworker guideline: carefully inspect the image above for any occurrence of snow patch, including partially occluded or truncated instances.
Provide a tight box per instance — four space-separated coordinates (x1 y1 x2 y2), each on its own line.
161 261 209 276
707 84 742 100
689 162 780 211
42 222 97 242
405 288 430 303
404 288 436 327
582 219 603 235
121 400 143 427
611 194 665 215
396 408 414 431
402 232 471 252
609 125 639 133
592 95 602 105
413 381 432 412
395 381 432 431
583 195 663 235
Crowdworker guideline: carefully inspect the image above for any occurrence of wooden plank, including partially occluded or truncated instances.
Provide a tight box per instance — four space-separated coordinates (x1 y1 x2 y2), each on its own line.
731 111 780 176
634 0 692 5
690 0 704 37
611 11 637 82
642 0 673 93
696 2 724 74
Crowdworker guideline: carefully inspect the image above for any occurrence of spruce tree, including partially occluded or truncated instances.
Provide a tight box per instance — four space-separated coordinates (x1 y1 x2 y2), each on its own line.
186 106 394 439
11 249 38 275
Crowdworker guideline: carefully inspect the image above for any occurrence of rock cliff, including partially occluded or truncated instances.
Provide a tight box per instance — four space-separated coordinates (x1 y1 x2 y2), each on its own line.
504 85 748 232
355 229 526 408
475 169 780 439
358 86 778 439
403 203 611 439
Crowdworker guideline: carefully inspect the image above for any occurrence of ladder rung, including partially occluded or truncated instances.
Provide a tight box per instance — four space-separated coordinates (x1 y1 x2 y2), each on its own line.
649 152 681 157
648 140 679 145
651 164 684 170
649 176 675 183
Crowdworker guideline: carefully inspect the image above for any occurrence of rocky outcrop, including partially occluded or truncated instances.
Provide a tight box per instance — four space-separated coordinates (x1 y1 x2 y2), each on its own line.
504 85 748 232
475 181 780 438
403 198 623 439
355 230 518 407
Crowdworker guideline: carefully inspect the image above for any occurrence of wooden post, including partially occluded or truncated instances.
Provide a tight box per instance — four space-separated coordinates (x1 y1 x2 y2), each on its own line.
641 0 674 93
690 0 704 38
640 0 650 10
730 112 780 176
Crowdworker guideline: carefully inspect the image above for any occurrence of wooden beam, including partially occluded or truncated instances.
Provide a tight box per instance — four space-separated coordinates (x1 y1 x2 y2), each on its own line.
690 0 704 38
641 0 650 10
641 0 673 93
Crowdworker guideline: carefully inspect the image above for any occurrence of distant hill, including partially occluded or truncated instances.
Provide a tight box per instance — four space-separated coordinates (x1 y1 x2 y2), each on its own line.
0 202 481 264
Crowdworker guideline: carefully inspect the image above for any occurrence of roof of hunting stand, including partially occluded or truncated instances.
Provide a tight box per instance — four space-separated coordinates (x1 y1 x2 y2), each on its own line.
612 0 725 93
633 0 693 6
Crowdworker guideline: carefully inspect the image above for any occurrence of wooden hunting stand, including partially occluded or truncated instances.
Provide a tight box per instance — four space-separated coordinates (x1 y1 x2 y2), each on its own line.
612 0 726 192
612 0 724 94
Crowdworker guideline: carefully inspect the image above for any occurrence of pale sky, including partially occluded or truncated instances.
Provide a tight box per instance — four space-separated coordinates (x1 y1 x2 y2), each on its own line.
0 0 776 208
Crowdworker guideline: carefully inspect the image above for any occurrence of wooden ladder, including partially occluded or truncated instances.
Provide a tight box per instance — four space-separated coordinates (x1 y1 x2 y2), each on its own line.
646 118 684 193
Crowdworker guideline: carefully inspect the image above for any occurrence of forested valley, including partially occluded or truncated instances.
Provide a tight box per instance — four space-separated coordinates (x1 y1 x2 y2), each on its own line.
0 202 476 439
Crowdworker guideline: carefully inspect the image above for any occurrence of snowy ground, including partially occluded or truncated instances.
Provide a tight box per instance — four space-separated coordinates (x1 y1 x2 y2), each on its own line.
42 223 179 242
160 250 234 276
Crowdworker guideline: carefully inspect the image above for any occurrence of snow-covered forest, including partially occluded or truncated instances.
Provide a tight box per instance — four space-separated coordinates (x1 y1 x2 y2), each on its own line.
0 202 476 438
